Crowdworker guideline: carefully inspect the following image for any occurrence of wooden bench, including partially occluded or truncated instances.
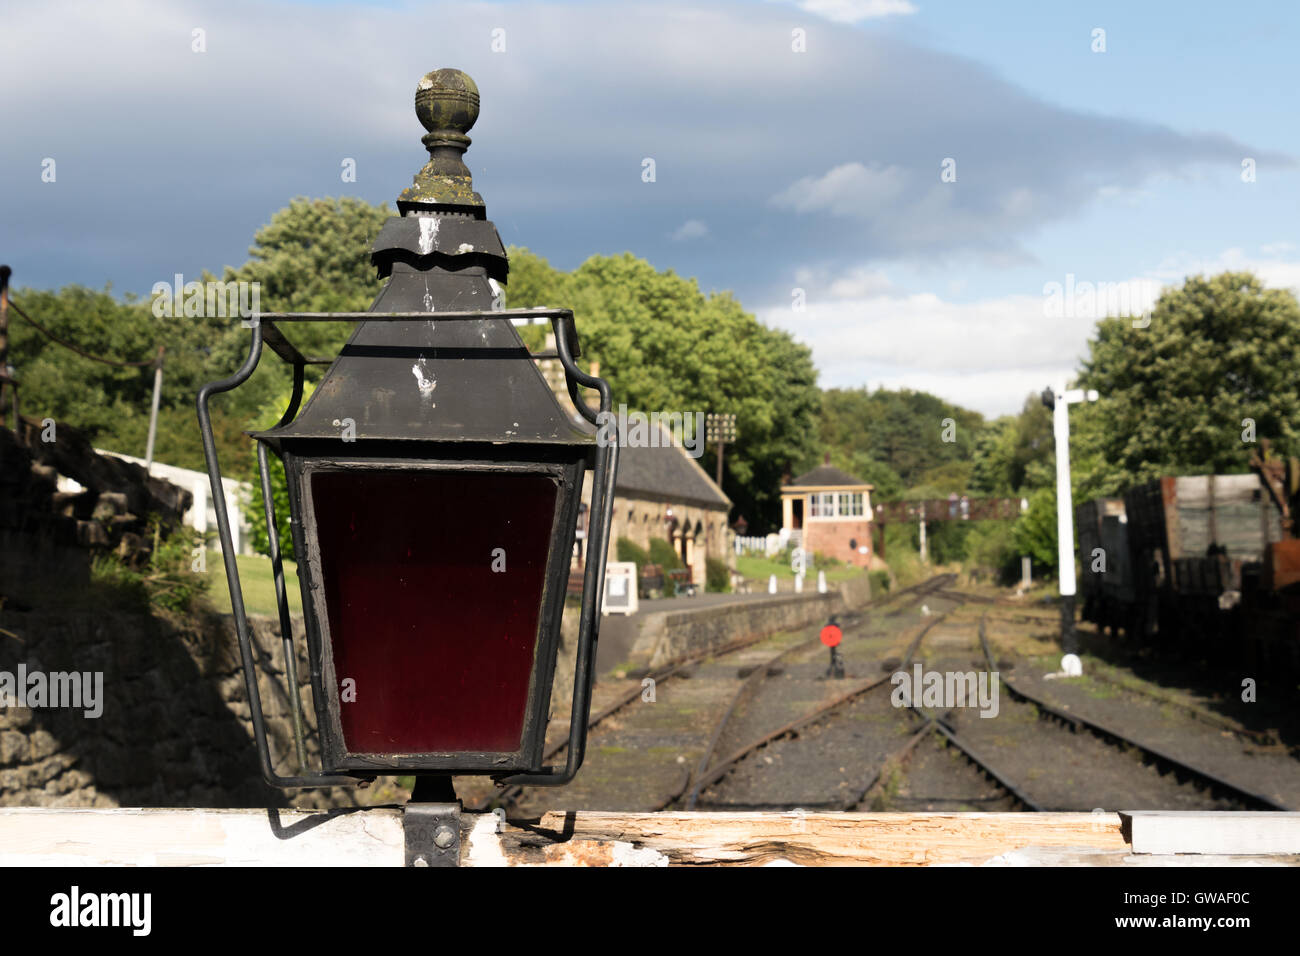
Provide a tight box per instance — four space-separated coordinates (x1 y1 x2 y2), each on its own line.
667 568 696 596
639 564 664 597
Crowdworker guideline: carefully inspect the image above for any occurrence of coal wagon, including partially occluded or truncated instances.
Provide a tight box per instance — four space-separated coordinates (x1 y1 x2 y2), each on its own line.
1124 474 1283 646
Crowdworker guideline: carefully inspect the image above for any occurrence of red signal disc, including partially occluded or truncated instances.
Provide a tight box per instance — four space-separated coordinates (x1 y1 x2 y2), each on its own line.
820 624 842 648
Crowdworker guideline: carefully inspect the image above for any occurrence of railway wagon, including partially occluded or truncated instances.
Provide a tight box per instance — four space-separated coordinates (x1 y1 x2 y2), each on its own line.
1076 498 1134 635
1123 474 1283 646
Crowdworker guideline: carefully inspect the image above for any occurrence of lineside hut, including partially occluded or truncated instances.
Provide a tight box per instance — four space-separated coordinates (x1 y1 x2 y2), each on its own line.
780 454 874 569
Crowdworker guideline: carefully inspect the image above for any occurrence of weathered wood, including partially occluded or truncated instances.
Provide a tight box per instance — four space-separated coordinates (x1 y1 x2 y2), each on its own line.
4 808 1299 866
480 811 1128 867
1124 811 1300 855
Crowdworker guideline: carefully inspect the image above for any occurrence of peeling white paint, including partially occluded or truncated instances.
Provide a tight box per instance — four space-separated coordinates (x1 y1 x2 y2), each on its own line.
607 842 669 867
466 815 510 867
418 217 439 255
457 242 475 253
412 358 436 403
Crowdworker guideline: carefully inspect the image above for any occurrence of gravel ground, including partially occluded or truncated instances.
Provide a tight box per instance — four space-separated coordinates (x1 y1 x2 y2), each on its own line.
458 583 1300 816
887 734 1021 812
986 616 1300 809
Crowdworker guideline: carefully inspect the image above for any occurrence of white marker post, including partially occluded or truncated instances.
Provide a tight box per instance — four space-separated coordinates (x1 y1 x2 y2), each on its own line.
917 503 927 564
1044 380 1098 674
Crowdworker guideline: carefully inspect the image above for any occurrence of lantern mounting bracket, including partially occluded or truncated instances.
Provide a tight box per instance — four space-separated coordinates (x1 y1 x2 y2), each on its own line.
404 802 462 867
252 308 583 368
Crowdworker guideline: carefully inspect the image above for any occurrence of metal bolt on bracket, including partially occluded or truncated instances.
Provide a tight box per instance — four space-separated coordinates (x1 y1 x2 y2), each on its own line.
405 803 462 867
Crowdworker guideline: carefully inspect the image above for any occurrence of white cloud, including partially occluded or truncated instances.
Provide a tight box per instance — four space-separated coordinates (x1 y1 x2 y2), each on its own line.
789 0 919 24
760 250 1300 416
1 0 1289 296
670 219 709 241
1261 241 1297 257
1150 247 1300 293
771 162 907 218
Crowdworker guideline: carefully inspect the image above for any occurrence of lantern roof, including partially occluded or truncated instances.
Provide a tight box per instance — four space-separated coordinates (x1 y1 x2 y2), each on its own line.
254 68 596 452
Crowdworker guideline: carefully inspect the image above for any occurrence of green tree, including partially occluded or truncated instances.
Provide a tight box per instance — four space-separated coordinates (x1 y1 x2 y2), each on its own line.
1012 487 1058 573
224 196 391 363
1078 271 1300 489
243 381 317 560
817 387 984 491
969 394 1053 495
506 249 821 531
8 284 273 475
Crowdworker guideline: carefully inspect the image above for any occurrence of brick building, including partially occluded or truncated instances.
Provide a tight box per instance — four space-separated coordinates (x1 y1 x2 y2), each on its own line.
533 333 732 589
608 425 732 589
780 457 874 568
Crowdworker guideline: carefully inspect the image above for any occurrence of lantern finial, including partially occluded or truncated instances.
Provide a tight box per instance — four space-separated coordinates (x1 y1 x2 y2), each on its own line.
399 68 485 213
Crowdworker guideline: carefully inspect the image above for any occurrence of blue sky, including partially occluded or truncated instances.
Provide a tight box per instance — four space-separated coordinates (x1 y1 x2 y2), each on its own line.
2 0 1296 415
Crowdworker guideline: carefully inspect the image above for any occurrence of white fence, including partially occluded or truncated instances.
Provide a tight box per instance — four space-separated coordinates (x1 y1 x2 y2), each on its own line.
734 530 801 556
94 450 254 556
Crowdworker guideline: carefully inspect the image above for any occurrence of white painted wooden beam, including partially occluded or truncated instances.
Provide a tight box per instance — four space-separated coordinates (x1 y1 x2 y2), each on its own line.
0 808 404 867
1123 811 1300 856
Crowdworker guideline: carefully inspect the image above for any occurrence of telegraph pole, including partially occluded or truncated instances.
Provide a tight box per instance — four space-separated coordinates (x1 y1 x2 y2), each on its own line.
144 345 165 473
0 265 11 427
1043 380 1098 674
706 413 736 487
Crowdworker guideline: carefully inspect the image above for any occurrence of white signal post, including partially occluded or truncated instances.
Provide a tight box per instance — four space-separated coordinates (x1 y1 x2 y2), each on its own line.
1045 380 1098 675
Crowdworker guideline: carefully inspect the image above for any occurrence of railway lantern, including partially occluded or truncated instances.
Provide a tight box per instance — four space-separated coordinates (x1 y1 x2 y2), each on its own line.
197 69 616 794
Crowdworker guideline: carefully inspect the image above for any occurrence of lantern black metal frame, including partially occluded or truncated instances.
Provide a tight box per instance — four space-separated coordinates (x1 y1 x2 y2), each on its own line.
197 308 617 790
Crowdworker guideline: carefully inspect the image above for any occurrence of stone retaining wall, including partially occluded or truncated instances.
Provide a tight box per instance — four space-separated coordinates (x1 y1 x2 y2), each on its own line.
627 576 872 669
0 608 409 810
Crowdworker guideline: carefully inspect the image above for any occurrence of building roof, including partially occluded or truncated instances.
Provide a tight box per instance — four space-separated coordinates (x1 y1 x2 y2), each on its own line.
532 345 729 510
783 463 873 490
614 424 730 509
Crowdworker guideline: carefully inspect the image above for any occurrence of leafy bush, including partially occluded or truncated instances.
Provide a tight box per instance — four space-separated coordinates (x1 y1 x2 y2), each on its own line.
647 538 684 570
245 382 317 561
90 517 210 614
965 519 1020 583
869 569 891 595
616 537 650 568
1012 487 1059 575
706 557 730 593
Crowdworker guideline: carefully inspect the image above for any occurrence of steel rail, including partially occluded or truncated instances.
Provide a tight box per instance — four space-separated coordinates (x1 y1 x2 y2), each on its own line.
683 574 962 809
479 573 959 811
686 612 953 805
975 615 1292 812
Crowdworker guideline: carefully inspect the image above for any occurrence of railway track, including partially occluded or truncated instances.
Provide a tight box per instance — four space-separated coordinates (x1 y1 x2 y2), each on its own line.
683 585 976 811
974 616 1291 811
684 589 1290 813
479 572 959 812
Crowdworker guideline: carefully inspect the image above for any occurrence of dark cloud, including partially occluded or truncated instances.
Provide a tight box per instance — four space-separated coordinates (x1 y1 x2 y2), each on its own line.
0 0 1287 300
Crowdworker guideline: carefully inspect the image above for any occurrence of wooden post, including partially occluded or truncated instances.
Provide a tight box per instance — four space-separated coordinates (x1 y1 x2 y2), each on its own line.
0 264 10 425
144 345 165 472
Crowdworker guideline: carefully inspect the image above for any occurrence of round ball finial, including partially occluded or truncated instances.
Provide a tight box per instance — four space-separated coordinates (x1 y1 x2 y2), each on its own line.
415 68 479 137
